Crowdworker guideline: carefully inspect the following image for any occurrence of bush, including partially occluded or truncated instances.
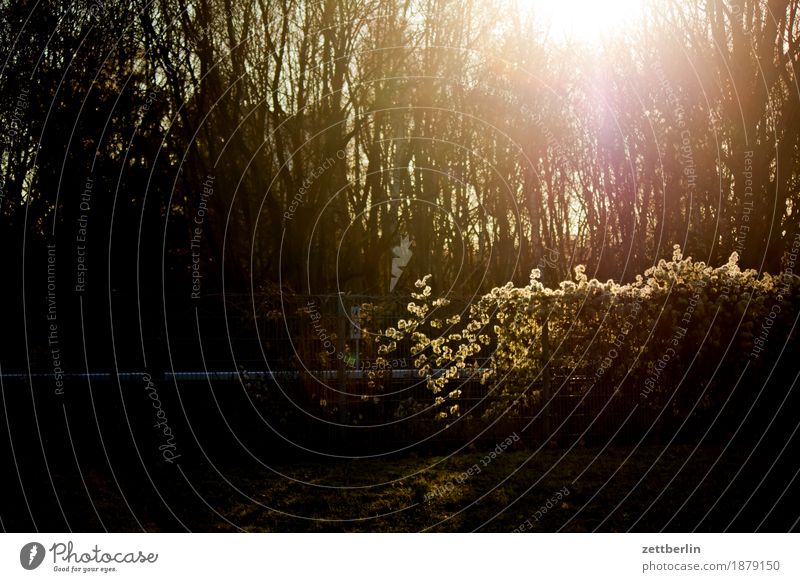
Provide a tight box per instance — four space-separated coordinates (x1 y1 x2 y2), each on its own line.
379 246 799 426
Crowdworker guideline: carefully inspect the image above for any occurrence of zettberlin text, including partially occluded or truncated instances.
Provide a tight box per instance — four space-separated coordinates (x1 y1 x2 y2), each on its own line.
642 544 701 554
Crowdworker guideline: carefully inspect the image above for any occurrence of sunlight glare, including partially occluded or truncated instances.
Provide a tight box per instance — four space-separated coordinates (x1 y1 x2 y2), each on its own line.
524 0 643 45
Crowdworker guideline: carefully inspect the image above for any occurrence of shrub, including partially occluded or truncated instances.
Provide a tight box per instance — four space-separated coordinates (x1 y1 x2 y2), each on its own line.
378 246 799 423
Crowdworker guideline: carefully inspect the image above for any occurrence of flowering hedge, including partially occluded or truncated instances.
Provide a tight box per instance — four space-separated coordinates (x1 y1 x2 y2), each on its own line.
377 246 799 423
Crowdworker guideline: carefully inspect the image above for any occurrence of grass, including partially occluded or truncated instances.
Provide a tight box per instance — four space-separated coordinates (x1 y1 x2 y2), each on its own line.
37 440 796 532
172 443 785 532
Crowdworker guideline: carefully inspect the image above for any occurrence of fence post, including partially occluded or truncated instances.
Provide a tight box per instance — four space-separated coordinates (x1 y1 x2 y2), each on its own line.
541 314 551 437
338 293 347 430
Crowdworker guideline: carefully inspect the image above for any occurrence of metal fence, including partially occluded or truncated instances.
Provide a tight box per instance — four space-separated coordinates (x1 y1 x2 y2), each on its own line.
191 292 648 448
0 293 651 452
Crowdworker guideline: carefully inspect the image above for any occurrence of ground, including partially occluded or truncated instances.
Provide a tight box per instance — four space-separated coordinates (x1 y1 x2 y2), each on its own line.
55 443 794 532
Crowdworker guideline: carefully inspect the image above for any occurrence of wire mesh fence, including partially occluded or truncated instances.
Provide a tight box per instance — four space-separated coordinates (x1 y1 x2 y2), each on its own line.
225 292 650 450
0 292 699 454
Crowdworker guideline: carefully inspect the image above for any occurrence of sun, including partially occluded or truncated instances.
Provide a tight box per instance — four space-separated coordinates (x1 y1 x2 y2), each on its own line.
525 0 643 45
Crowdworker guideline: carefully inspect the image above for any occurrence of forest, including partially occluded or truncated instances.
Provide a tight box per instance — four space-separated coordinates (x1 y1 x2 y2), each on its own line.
1 0 799 532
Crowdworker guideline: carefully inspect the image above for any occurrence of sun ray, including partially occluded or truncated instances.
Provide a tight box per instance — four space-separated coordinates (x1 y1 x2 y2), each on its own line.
522 0 644 45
